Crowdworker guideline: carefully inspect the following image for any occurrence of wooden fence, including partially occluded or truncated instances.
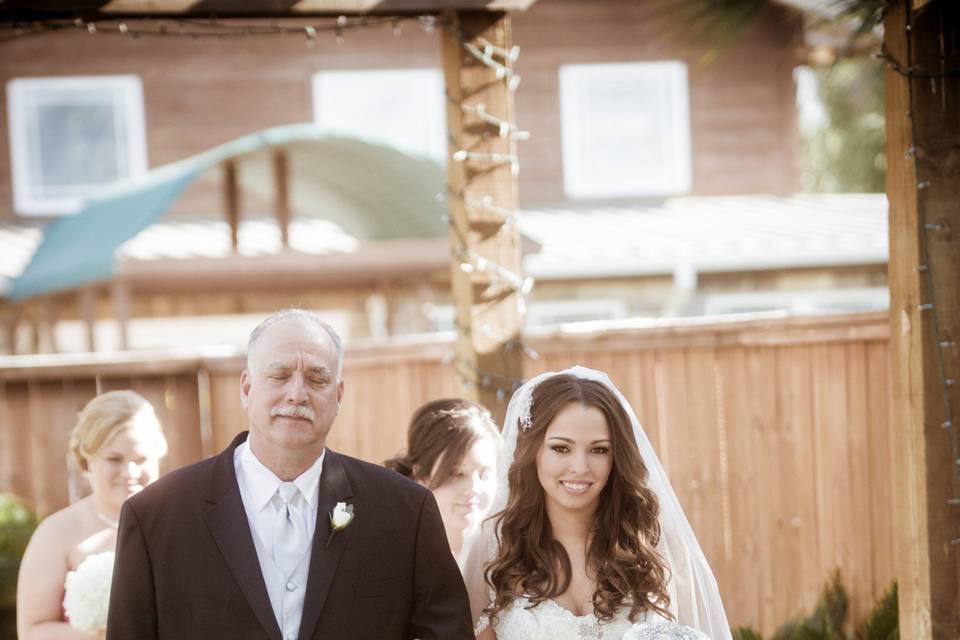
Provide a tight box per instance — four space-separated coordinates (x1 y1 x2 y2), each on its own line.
0 312 894 634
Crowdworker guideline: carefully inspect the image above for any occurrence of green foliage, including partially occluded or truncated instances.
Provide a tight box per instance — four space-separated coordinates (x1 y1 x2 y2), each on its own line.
800 57 886 193
854 582 898 640
651 0 772 62
733 572 897 640
733 626 765 640
0 494 37 636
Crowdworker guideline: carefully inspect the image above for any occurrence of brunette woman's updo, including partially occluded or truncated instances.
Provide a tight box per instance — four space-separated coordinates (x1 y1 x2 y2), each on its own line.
386 399 497 488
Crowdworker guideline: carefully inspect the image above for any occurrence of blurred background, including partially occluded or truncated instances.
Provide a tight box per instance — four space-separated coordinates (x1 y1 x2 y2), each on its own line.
0 0 908 637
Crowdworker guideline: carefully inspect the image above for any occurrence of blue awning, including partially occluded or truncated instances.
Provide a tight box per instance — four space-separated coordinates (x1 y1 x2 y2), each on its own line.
9 123 446 301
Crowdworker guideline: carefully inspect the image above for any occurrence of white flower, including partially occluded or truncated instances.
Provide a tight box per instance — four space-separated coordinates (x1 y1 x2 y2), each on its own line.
331 501 354 530
63 551 114 632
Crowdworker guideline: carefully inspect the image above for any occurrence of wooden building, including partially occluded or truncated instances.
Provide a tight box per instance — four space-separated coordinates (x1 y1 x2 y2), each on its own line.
0 0 887 356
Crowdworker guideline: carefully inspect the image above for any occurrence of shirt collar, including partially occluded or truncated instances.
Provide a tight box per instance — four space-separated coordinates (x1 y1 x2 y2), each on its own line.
238 440 325 511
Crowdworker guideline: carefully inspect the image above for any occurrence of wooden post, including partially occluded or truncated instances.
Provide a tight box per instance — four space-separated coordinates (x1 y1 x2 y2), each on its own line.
39 297 59 353
885 1 960 637
3 304 21 355
442 10 525 424
273 150 291 249
112 280 131 351
223 160 240 253
78 286 97 352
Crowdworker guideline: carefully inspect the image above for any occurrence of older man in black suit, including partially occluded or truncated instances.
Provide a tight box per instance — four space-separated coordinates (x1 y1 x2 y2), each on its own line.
106 309 473 640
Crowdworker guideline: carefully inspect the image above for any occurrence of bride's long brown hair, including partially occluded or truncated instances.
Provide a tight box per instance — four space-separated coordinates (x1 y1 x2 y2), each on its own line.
483 374 672 624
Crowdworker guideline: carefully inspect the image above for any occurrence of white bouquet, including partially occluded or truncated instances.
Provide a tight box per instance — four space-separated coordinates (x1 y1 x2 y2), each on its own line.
63 551 115 632
621 620 710 640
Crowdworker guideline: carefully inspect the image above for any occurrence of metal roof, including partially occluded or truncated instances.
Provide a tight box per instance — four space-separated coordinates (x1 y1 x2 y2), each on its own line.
2 193 888 298
520 194 887 279
6 123 447 301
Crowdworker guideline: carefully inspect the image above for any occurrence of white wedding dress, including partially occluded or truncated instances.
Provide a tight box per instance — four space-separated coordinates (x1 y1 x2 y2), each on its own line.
480 596 709 640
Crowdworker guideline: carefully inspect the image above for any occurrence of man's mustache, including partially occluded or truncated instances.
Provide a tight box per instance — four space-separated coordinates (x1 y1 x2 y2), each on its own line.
270 405 316 421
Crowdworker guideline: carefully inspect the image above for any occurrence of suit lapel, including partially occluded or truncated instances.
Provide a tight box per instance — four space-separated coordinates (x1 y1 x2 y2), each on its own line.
202 432 282 640
298 449 355 640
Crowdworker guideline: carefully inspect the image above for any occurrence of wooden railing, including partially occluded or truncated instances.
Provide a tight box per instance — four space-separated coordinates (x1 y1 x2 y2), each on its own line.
0 312 892 634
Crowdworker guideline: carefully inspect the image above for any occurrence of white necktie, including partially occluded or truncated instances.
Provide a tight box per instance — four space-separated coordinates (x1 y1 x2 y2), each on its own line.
273 482 307 577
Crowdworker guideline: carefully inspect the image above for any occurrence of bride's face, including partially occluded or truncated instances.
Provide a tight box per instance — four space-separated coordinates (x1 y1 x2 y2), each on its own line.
536 402 613 519
86 425 162 515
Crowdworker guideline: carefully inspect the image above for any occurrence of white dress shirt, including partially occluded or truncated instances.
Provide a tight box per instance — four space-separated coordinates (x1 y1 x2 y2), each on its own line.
234 440 324 640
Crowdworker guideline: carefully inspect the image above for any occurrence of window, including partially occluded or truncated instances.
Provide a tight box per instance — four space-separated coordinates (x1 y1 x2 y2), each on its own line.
559 61 691 199
312 68 446 163
6 75 147 216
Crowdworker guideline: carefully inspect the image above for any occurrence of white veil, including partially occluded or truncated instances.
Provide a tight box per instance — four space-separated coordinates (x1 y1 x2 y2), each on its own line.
460 365 732 640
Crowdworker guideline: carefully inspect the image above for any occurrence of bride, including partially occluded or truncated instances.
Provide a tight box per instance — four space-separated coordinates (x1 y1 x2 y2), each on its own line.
462 366 731 640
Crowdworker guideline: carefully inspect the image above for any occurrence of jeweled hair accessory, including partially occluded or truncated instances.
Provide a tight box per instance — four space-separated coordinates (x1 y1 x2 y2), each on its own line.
517 393 534 430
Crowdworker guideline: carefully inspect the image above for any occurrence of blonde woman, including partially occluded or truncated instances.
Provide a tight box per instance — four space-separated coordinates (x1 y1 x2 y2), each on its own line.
16 390 168 639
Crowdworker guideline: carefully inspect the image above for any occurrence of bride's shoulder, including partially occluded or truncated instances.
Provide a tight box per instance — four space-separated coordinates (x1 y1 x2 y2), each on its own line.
623 618 711 640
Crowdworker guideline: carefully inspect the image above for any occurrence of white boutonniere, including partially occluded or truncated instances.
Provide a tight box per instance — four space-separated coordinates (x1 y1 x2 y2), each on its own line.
325 501 354 548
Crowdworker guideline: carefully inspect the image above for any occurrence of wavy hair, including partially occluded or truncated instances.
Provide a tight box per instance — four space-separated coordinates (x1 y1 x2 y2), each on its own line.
483 374 671 623
68 390 167 473
385 398 498 489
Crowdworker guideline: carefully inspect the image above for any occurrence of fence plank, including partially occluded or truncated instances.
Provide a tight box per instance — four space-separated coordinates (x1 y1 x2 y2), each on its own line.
0 381 33 503
715 346 760 628
865 341 896 597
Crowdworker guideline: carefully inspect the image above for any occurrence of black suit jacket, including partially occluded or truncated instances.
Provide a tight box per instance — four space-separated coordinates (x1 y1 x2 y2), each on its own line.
106 432 473 639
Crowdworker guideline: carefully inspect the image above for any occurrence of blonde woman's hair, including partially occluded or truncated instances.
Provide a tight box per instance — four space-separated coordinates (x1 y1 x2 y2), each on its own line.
67 390 168 473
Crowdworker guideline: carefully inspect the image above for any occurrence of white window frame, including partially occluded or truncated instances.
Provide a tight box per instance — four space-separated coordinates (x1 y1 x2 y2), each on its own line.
6 75 148 216
311 68 447 163
559 60 691 199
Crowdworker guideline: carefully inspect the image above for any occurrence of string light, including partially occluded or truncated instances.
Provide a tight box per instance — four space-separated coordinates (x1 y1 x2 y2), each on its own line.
896 9 960 543
418 15 437 34
474 36 521 64
460 40 522 90
0 15 422 45
460 102 531 139
464 195 519 229
441 16 531 398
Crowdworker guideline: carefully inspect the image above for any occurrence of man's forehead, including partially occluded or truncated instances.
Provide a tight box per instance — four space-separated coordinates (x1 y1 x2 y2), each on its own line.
265 357 333 372
257 320 333 349
251 320 339 365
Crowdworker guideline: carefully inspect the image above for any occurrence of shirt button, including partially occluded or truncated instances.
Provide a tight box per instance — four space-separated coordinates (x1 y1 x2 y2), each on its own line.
285 581 297 592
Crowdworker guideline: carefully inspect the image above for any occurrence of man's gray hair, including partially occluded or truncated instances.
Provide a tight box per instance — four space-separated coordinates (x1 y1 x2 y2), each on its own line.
246 309 344 377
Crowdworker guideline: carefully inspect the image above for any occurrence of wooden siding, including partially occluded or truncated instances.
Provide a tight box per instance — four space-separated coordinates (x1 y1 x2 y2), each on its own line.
0 312 892 633
0 0 802 222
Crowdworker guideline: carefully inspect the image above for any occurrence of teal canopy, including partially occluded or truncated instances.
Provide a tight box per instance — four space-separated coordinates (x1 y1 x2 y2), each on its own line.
9 124 447 301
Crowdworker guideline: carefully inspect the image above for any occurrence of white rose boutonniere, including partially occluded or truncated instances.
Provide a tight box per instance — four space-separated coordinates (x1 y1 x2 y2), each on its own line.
325 501 354 548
